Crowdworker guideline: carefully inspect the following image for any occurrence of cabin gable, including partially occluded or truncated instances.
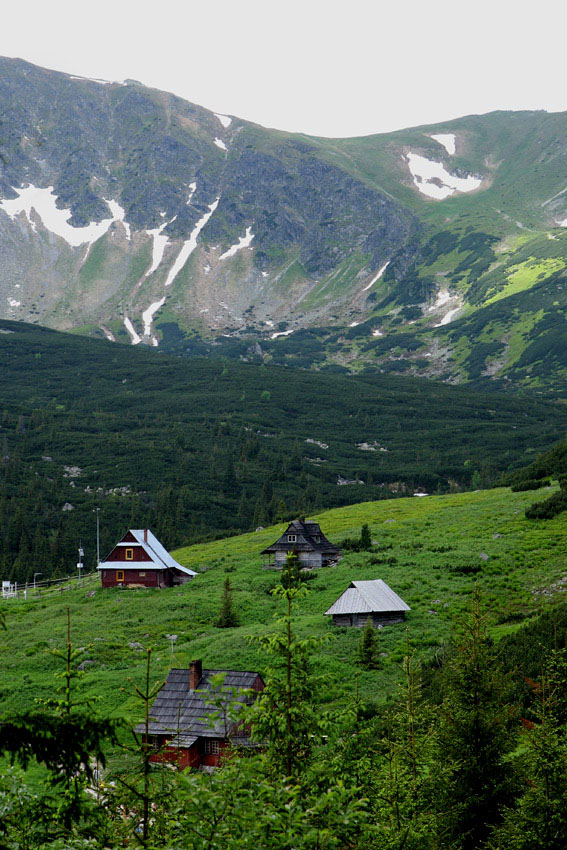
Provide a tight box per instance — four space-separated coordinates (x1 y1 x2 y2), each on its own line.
261 519 341 569
98 528 196 588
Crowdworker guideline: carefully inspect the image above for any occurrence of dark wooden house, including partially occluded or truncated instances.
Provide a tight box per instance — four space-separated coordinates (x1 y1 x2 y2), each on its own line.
325 580 410 627
261 519 341 569
137 660 265 769
98 528 196 588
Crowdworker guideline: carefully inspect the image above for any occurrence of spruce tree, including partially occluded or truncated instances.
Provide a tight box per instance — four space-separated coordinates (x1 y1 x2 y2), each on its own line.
360 523 372 550
357 617 380 669
496 649 567 850
217 577 239 628
437 586 515 850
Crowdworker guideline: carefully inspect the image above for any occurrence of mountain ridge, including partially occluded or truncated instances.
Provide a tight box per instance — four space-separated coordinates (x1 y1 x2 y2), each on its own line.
2 58 567 390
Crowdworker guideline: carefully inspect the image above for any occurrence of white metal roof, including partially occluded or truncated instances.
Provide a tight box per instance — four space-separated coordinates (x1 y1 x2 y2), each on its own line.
325 580 410 615
98 529 196 576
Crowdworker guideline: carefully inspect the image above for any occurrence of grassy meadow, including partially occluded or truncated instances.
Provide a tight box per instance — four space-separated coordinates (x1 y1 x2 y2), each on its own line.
1 485 566 737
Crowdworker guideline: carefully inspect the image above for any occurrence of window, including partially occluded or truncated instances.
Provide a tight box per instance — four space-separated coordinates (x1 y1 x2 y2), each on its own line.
139 572 146 577
287 535 297 543
125 548 133 560
117 570 124 582
204 739 220 755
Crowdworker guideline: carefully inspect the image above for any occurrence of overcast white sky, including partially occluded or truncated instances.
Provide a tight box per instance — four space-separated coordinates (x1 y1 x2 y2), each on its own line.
2 0 566 138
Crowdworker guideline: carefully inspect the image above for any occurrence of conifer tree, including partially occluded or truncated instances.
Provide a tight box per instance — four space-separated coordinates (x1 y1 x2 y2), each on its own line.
437 586 515 850
496 649 567 850
217 577 239 628
249 582 329 779
357 617 380 669
360 523 372 550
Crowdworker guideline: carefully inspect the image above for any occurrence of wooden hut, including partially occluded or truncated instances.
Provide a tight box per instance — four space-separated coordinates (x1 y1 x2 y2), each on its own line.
137 660 265 769
261 519 341 569
98 528 196 588
325 580 409 627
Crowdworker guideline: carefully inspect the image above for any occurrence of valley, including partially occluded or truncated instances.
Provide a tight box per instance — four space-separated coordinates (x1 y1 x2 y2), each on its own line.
1 319 565 582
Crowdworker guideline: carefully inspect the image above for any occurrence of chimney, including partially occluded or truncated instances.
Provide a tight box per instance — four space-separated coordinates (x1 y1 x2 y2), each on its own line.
144 528 148 543
189 659 202 691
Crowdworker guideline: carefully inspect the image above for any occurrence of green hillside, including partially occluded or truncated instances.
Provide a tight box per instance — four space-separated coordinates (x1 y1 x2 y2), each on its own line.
3 484 567 848
1 319 565 582
2 486 566 722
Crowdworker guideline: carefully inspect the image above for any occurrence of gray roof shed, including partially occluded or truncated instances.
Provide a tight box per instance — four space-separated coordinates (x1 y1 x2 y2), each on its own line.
325 580 410 616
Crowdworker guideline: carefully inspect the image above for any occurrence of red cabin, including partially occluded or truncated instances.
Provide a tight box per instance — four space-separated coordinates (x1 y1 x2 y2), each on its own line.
97 528 196 588
138 660 265 769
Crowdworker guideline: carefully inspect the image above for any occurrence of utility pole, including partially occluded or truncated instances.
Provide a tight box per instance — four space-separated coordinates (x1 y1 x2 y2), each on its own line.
95 507 101 567
77 542 84 584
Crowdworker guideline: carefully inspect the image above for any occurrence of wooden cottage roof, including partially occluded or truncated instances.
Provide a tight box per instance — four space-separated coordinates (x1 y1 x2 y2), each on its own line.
136 667 262 739
98 529 196 576
325 580 410 616
261 520 341 555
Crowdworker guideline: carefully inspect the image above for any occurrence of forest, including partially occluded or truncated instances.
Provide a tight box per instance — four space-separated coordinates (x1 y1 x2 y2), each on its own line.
1 319 565 582
2 580 567 849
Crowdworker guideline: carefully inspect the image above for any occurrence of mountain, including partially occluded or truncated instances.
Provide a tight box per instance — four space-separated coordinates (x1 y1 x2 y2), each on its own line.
2 58 567 390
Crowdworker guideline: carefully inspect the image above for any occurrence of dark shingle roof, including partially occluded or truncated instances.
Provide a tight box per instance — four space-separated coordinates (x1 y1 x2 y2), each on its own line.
135 668 262 739
261 520 341 555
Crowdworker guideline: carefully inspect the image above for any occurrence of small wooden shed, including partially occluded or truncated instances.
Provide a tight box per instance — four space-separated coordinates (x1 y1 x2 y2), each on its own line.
325 580 410 627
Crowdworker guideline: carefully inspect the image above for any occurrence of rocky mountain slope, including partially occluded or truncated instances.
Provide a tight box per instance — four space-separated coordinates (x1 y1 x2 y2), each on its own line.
2 58 567 391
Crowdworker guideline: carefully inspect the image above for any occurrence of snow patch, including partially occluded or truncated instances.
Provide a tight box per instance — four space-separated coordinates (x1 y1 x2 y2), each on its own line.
428 289 451 311
100 325 115 342
7 298 20 308
146 221 170 276
372 329 383 337
214 138 228 151
429 288 462 326
405 153 482 200
436 306 462 326
214 113 232 128
187 182 196 204
105 199 130 239
0 185 129 247
219 226 254 260
271 329 294 339
165 198 219 287
557 217 567 227
349 321 360 327
265 319 274 327
203 264 211 274
430 133 456 155
142 297 165 339
363 260 390 292
69 75 123 86
123 317 141 345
